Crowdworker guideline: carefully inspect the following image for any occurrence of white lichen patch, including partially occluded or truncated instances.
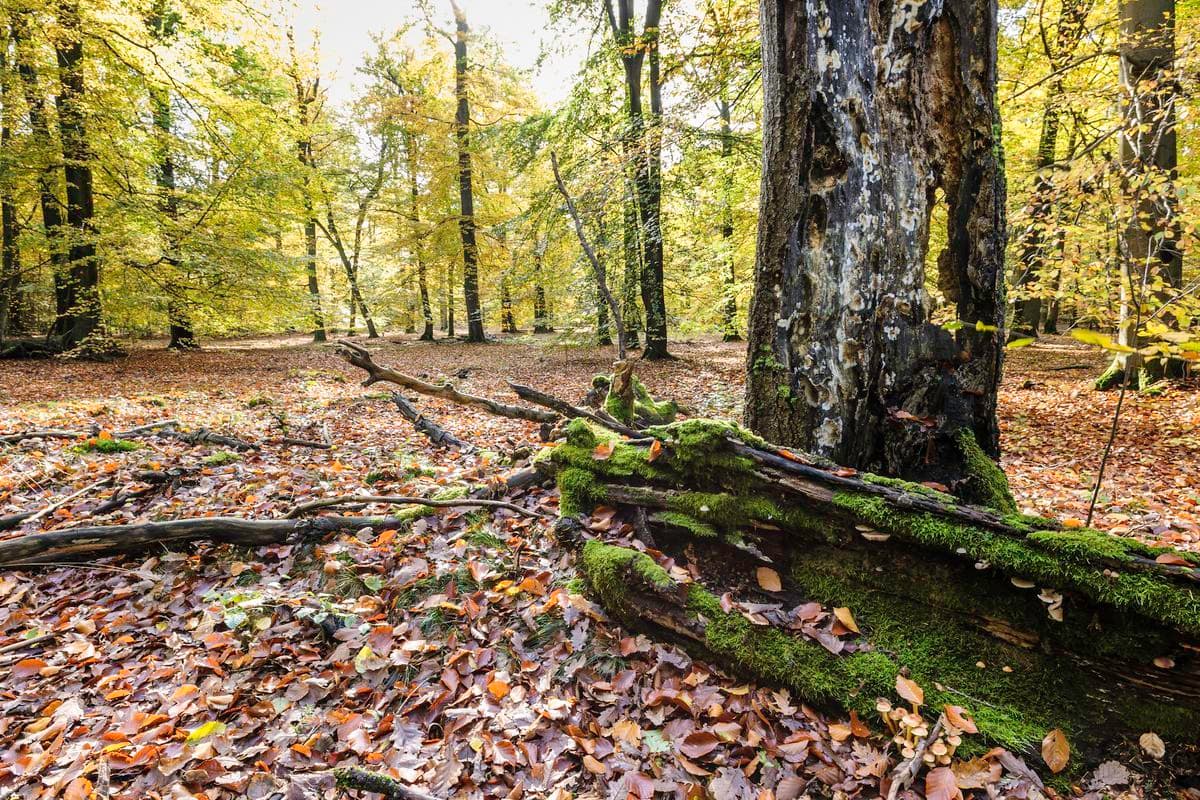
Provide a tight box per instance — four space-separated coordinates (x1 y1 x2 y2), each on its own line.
815 417 842 449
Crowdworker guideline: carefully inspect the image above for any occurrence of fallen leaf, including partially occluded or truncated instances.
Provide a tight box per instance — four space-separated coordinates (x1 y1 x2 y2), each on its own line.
943 704 978 734
679 731 720 759
1041 728 1070 773
833 606 860 633
926 766 963 800
895 675 924 706
756 567 782 592
1139 731 1165 759
592 441 614 460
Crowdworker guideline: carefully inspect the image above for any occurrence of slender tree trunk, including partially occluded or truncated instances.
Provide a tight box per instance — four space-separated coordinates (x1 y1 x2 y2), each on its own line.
452 2 484 343
289 28 327 343
304 213 326 342
12 14 69 341
1099 0 1181 388
0 40 23 342
608 0 668 359
500 277 516 334
1012 0 1089 338
746 0 1009 503
621 156 642 349
718 95 741 342
149 60 197 351
533 247 550 334
51 0 101 349
404 133 433 341
446 261 455 337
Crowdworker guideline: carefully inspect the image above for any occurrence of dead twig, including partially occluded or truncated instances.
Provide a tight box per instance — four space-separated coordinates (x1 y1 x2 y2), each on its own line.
284 494 549 521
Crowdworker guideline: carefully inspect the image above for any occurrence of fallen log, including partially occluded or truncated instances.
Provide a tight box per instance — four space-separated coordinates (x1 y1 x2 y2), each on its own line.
543 417 1200 775
389 392 477 452
332 767 442 800
336 340 556 424
0 467 549 568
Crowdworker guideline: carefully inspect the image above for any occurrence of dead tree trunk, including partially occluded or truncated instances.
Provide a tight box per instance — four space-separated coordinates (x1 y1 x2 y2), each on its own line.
745 1 1008 506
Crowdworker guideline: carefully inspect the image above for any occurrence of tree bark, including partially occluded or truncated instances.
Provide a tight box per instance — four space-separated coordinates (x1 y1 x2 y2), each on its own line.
51 0 101 349
451 2 484 343
745 0 1008 502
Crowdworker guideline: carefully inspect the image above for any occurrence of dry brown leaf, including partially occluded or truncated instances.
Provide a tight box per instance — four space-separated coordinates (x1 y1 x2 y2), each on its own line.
925 766 963 800
943 704 978 734
756 566 782 592
1041 728 1070 773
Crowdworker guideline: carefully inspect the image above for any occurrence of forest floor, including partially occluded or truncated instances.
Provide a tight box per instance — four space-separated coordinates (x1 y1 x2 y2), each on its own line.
0 334 1196 799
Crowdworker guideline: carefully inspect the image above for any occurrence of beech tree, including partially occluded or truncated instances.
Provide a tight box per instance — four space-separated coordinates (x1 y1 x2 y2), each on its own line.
744 0 1009 503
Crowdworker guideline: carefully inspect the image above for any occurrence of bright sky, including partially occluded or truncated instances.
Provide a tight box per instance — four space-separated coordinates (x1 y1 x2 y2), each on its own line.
292 0 589 107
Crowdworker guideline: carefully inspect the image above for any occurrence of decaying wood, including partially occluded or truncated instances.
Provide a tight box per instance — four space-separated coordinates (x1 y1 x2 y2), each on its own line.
389 392 476 452
332 767 442 800
508 381 642 439
0 473 547 568
336 340 556 424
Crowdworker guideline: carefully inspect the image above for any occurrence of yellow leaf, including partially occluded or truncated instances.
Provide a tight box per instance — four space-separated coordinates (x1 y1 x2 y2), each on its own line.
755 566 782 592
185 720 226 745
1006 337 1035 350
833 607 860 633
1041 728 1070 773
1070 328 1134 353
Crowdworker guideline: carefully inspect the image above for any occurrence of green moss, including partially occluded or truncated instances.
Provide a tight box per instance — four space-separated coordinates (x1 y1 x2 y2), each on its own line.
579 540 673 614
956 429 1017 513
656 511 720 538
861 473 956 503
603 375 678 425
72 437 140 454
203 450 241 466
557 467 606 517
834 491 1200 635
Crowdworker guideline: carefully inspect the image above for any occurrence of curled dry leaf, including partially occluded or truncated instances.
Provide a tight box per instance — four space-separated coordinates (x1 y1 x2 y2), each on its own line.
943 704 978 734
833 606 860 634
1041 728 1070 773
1139 732 1166 759
592 441 614 460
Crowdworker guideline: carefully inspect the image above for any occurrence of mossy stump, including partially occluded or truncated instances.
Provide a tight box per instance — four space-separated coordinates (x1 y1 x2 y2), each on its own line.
543 417 1200 778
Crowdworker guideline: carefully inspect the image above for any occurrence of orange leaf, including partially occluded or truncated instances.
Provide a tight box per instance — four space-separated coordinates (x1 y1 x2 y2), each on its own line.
1042 728 1070 773
678 731 720 758
943 704 978 734
582 754 608 775
1155 552 1192 566
12 658 47 678
1061 518 1084 529
487 679 510 700
64 777 94 800
98 430 113 441
833 607 860 634
648 440 664 463
755 567 782 592
849 710 870 737
895 675 924 706
592 441 614 460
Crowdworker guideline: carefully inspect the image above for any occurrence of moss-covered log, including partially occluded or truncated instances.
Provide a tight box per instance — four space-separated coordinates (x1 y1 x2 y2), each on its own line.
543 418 1200 776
